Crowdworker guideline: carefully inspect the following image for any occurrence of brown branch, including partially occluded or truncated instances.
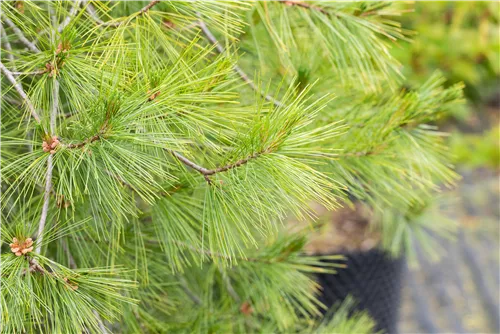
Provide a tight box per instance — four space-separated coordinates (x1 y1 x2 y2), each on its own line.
138 0 160 15
64 132 103 149
168 149 266 183
279 0 329 15
196 16 283 108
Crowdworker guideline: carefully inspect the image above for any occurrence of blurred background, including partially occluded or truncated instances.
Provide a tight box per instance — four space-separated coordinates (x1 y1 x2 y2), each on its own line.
391 2 499 333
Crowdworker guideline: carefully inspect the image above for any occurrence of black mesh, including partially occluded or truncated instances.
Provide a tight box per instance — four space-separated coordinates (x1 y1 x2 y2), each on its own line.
315 249 405 334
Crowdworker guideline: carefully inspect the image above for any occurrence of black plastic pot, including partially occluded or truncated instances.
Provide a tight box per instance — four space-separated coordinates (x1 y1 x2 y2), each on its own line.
316 248 405 334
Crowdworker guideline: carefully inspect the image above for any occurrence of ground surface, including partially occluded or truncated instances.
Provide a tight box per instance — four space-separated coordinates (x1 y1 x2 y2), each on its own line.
399 168 499 334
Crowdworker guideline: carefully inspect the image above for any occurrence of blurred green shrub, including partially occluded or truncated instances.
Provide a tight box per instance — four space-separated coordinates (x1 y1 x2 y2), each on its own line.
393 2 499 104
450 126 500 169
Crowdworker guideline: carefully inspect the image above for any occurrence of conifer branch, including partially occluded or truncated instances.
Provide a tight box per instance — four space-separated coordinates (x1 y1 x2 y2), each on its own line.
35 159 52 254
197 17 283 108
58 0 83 32
279 0 329 15
84 2 107 25
179 276 202 305
0 62 41 123
139 0 160 15
0 23 16 68
9 70 46 75
64 131 104 149
168 149 266 182
2 16 40 53
85 0 159 27
219 268 241 303
35 79 59 254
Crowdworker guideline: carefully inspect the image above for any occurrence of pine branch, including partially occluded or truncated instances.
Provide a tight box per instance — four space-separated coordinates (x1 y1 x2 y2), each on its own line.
35 79 59 254
138 0 160 15
35 157 53 253
179 276 202 305
0 62 41 123
58 0 83 33
84 1 107 25
219 268 241 303
2 16 40 53
168 149 266 183
197 17 283 108
0 23 16 69
85 0 160 27
279 0 329 15
9 69 46 75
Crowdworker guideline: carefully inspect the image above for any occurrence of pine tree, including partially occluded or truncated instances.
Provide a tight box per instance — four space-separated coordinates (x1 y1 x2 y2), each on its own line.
1 1 464 333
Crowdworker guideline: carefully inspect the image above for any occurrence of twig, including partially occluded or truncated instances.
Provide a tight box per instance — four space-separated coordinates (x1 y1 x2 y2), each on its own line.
0 62 41 123
64 130 105 149
93 310 109 333
35 155 53 253
168 149 264 183
35 79 58 254
0 23 16 69
178 276 202 305
10 70 46 75
279 0 329 15
196 17 283 108
85 0 159 27
84 1 107 26
171 240 269 264
50 79 58 133
2 16 40 53
58 0 83 33
218 268 241 303
61 239 77 269
138 0 160 15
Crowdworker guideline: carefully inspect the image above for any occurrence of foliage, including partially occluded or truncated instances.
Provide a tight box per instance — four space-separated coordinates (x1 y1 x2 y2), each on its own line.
0 1 464 333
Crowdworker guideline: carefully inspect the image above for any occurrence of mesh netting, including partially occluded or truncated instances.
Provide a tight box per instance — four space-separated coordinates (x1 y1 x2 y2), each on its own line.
316 248 405 334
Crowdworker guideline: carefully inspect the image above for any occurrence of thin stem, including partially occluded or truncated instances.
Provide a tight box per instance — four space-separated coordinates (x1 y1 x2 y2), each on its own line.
61 239 76 269
172 240 270 264
168 149 264 182
138 0 160 15
279 0 329 15
0 62 41 123
178 276 202 305
9 70 46 75
84 1 107 25
35 155 53 253
86 0 159 27
93 310 109 334
197 17 283 108
58 0 82 32
2 16 40 53
50 79 58 133
35 79 58 253
218 268 241 303
0 23 16 69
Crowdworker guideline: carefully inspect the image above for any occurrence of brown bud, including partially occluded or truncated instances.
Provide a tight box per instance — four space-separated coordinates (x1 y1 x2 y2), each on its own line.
240 301 253 316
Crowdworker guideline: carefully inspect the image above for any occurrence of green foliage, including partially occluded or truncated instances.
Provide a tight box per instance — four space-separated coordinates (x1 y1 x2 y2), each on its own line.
1 1 465 333
450 126 500 169
392 2 499 100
